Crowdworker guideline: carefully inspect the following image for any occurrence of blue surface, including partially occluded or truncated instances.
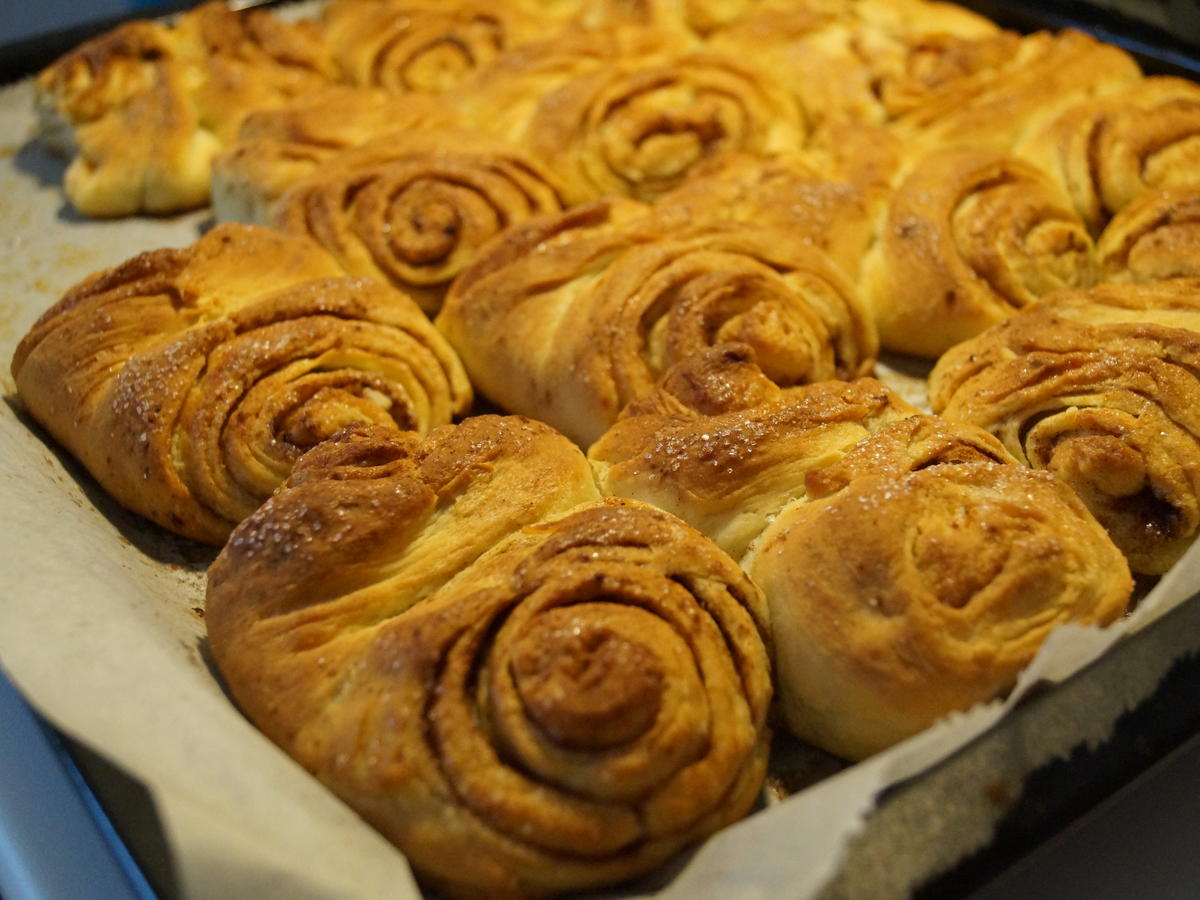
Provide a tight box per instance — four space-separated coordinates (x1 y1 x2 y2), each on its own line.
0 669 153 900
0 1 183 45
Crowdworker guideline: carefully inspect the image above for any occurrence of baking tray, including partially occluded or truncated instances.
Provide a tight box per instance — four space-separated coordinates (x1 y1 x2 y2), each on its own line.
1 3 1199 898
960 0 1200 77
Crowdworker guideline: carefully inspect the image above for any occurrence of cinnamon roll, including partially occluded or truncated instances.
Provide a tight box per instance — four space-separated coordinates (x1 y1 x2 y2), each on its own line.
590 345 1130 759
33 19 219 217
454 23 692 143
655 152 876 278
1016 76 1200 234
270 128 567 314
589 344 918 559
206 419 771 897
708 0 1008 127
929 280 1200 573
211 86 456 224
1097 187 1200 283
517 49 806 204
746 417 1132 759
34 1 337 217
858 145 1097 357
891 29 1141 152
437 199 878 445
320 0 551 94
10 224 471 544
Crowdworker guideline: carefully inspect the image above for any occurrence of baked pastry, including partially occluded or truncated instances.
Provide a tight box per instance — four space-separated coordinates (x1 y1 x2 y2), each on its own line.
170 1 339 145
211 86 456 224
708 0 1007 127
516 49 805 204
654 151 877 278
33 19 220 216
34 1 337 217
745 416 1132 759
1097 187 1200 283
590 345 1131 759
268 128 567 314
11 224 471 544
437 199 878 445
890 29 1141 152
453 23 693 142
206 418 772 897
1015 76 1200 234
858 145 1096 358
929 280 1200 574
319 0 552 93
589 344 918 559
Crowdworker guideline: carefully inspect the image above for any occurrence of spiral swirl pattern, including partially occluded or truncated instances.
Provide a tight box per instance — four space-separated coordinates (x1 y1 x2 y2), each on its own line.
890 29 1141 153
437 198 877 445
272 129 566 314
706 0 1009 127
11 224 471 544
929 281 1200 574
321 0 547 94
211 87 457 224
748 433 1131 759
206 419 771 897
521 50 807 204
1097 187 1200 283
1016 76 1200 234
859 146 1096 357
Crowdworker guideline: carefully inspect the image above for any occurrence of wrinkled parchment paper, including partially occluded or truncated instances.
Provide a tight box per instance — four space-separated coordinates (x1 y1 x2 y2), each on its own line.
2 68 1199 899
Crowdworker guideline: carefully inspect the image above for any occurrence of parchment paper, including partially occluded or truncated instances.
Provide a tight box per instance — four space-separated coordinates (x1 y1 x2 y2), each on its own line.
1 65 1198 899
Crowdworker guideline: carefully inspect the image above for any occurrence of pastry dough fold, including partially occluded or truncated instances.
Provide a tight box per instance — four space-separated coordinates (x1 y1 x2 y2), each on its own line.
859 146 1096 357
590 346 1132 759
206 419 771 897
437 199 877 445
1016 76 1200 233
270 129 567 314
1097 187 1200 283
11 224 471 543
34 0 337 216
929 280 1200 573
749 422 1131 759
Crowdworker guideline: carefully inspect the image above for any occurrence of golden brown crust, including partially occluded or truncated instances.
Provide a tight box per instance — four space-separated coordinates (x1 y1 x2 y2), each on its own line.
708 0 1005 127
34 1 337 217
210 86 457 224
437 198 878 445
655 151 876 279
929 280 1200 573
589 345 917 559
206 420 771 897
1015 76 1200 234
11 224 471 544
859 145 1096 358
320 0 554 93
890 29 1141 151
1097 187 1200 283
517 48 805 204
748 443 1131 760
270 128 567 314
